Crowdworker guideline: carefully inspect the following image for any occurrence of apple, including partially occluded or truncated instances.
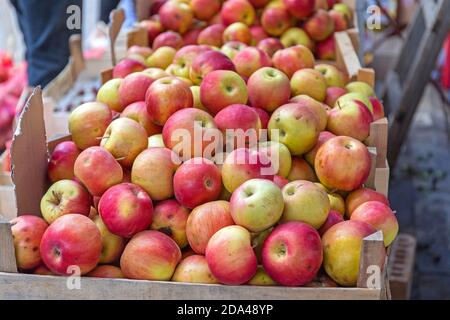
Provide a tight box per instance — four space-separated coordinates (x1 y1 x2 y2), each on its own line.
189 86 206 111
121 102 162 137
47 141 80 183
333 3 353 26
186 200 234 254
148 134 165 148
248 266 277 286
282 180 330 229
118 72 156 109
221 41 248 60
351 201 399 247
40 180 92 224
257 38 284 58
261 6 291 37
268 103 320 156
329 9 349 32
151 199 190 248
250 26 269 45
112 59 146 78
11 215 48 270
215 104 262 150
315 64 346 88
92 215 125 264
304 9 335 42
316 36 336 60
325 87 347 107
167 45 211 79
121 230 181 280
146 76 193 125
159 0 193 34
74 146 123 197
223 22 252 45
101 118 148 167
253 107 270 129
153 31 184 50
99 183 153 238
283 0 315 19
318 210 344 236
146 46 177 69
172 255 219 283
142 67 169 80
287 157 317 182
138 19 164 45
183 27 202 46
200 70 248 115
230 179 284 232
222 148 275 193
86 265 124 279
40 214 102 275
291 68 327 102
273 45 315 78
327 191 346 216
190 50 236 85
174 158 222 209
97 79 123 112
262 221 323 286
346 188 390 219
127 45 153 59
327 100 374 141
257 141 292 178
346 81 376 97
280 28 314 51
315 136 372 192
322 220 380 286
206 225 257 285
163 108 221 160
221 0 256 26
290 95 328 131
132 148 181 201
197 24 226 47
191 0 221 21
273 175 290 189
69 102 112 150
369 97 385 121
233 47 272 79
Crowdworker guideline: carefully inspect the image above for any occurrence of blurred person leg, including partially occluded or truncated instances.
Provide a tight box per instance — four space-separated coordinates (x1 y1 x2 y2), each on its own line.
100 0 121 23
10 0 83 88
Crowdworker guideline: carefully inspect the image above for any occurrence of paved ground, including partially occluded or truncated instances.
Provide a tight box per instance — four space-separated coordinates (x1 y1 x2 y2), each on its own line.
389 85 450 299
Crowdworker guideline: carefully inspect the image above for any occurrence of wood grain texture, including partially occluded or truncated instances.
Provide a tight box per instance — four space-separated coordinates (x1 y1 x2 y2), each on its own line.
109 9 126 66
358 231 386 289
127 27 149 49
368 118 388 168
0 218 17 273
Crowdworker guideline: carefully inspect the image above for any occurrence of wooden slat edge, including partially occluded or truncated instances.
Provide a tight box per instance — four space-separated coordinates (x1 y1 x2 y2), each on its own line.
0 218 17 273
357 230 386 292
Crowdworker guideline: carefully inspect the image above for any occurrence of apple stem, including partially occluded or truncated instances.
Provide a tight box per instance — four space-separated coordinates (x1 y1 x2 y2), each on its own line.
97 136 110 140
115 157 126 161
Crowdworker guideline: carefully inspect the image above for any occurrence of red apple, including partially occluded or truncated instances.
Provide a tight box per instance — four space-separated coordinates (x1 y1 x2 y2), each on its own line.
191 0 221 21
305 9 335 42
273 45 315 78
261 6 291 36
221 41 248 60
146 76 193 125
329 9 349 31
151 199 190 248
138 19 164 45
304 131 336 166
223 22 252 45
183 27 202 46
159 0 193 34
232 47 272 79
369 97 385 121
112 59 146 78
262 222 323 286
11 215 48 270
121 101 162 137
287 157 317 182
97 79 123 112
206 225 257 285
92 215 125 264
40 214 102 275
316 36 336 60
200 70 248 115
318 210 344 236
250 26 269 45
253 107 270 129
48 141 80 183
118 72 156 109
325 87 347 107
289 95 328 131
74 146 123 197
186 201 234 254
171 45 211 79
127 45 153 59
86 265 124 279
99 183 153 238
283 0 315 19
174 158 222 209
153 31 184 50
40 180 92 224
290 68 327 102
221 0 256 26
172 255 219 283
273 175 290 189
257 38 284 58
120 230 181 280
197 24 226 47
315 136 371 192
190 50 236 85
346 188 390 218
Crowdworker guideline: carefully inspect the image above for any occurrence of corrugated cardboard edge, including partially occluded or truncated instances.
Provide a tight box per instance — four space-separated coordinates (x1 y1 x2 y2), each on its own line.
10 87 48 217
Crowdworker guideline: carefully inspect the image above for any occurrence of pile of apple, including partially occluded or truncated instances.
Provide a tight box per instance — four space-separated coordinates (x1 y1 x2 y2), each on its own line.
127 0 353 73
9 1 399 289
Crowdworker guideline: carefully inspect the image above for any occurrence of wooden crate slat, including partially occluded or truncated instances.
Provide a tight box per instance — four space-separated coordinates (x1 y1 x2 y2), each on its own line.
0 218 17 274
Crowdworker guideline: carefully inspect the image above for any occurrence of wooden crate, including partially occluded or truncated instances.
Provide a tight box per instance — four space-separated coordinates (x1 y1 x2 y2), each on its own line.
0 87 391 300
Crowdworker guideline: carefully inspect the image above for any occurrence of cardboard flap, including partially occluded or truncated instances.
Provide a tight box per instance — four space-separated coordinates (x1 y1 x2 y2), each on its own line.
10 87 48 217
109 8 126 66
